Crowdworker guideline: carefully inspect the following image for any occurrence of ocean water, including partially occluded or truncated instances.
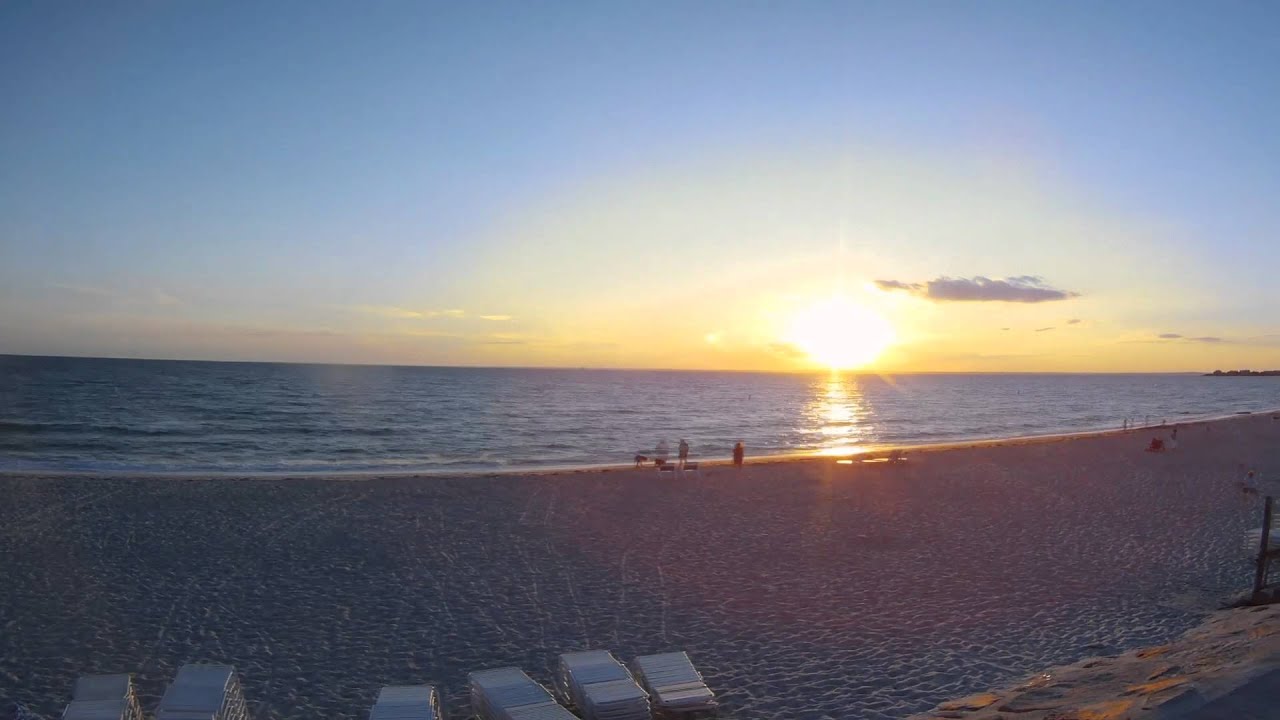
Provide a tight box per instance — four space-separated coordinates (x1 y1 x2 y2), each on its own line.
1 354 1278 474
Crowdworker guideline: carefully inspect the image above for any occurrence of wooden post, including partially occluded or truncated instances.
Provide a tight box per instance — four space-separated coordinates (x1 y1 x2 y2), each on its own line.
1254 495 1274 599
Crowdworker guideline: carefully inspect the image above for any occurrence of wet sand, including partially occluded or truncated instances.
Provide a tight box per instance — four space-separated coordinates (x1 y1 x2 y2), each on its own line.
2 413 1278 718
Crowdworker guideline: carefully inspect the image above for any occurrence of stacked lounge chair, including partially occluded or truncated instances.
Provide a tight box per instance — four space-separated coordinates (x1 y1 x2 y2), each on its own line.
155 663 250 720
62 674 144 720
632 652 717 718
555 651 649 720
1244 526 1280 553
368 685 444 720
469 667 577 720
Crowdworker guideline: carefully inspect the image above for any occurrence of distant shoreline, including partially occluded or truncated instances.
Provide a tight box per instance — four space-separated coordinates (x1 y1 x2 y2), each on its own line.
1204 369 1280 376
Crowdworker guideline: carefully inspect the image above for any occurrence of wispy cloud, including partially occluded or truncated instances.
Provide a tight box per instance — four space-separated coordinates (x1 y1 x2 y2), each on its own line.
768 341 806 359
1066 318 1082 325
1035 326 1055 332
479 332 529 345
354 305 425 319
1152 333 1226 344
52 284 180 308
52 284 118 299
875 275 1079 303
152 289 181 306
479 314 513 321
353 305 466 319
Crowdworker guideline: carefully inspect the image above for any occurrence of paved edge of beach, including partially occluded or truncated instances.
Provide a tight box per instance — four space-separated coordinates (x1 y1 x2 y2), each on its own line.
908 602 1280 720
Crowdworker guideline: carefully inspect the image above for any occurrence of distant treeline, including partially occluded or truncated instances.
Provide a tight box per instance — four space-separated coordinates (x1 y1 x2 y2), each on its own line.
1205 369 1280 376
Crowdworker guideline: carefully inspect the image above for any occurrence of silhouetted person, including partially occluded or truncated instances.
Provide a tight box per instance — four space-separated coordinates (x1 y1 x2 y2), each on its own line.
678 439 689 468
732 441 744 468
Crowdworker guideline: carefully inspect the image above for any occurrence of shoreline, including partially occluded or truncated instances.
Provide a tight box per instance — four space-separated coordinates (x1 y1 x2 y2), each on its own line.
6 406 1277 481
4 410 1278 718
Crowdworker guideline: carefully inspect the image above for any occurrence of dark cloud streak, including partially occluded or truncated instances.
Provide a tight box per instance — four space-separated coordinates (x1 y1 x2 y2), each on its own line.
875 276 1079 303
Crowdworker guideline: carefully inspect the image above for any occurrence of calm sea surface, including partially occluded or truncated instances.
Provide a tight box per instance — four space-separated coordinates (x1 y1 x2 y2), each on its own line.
1 355 1278 474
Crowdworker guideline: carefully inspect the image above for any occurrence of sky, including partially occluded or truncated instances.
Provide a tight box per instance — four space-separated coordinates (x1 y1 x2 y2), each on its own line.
3 1 1279 372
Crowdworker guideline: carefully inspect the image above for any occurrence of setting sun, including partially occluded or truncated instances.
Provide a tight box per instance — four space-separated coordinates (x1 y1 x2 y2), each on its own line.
785 297 895 370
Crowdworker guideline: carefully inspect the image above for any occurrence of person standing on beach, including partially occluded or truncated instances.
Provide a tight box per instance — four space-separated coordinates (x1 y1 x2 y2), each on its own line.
678 438 689 468
732 441 744 468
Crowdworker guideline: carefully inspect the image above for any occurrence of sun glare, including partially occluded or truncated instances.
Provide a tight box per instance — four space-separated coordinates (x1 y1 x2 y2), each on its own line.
785 297 895 370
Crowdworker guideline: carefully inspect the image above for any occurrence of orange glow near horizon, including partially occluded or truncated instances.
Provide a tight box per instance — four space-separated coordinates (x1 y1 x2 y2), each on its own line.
784 296 896 370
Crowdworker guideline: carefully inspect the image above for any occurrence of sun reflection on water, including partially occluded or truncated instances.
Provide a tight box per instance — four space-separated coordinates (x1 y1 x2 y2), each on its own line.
804 373 875 456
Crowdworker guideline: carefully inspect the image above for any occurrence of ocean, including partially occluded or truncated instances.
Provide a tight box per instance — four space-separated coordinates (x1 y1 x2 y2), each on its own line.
1 354 1277 474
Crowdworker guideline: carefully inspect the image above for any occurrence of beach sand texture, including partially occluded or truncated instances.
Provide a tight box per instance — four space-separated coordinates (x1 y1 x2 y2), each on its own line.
2 414 1277 718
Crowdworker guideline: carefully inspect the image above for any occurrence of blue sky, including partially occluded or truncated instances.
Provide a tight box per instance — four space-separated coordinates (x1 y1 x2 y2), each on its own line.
2 1 1278 370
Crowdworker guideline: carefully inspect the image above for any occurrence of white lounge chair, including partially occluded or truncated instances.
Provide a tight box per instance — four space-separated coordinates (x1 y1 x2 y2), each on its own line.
469 667 576 720
679 462 701 479
63 674 143 720
556 651 649 720
1244 527 1280 553
656 462 678 479
632 652 717 718
369 684 444 720
155 664 250 720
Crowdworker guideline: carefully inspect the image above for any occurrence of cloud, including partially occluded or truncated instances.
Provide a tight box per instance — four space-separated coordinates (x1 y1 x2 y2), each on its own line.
402 328 465 339
1153 333 1224 344
152 289 181 306
1243 334 1280 346
768 342 806 359
479 314 513 321
874 279 922 293
1035 327 1055 332
1066 318 1081 325
875 276 1079 303
354 305 425 319
477 332 530 345
353 305 466 319
233 326 344 338
53 284 118 299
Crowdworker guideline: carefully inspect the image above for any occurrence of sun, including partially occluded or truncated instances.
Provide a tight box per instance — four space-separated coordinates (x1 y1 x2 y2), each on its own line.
785 296 895 370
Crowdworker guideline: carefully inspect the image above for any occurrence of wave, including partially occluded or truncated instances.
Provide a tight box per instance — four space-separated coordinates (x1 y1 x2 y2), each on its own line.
0 420 195 437
3 362 1277 474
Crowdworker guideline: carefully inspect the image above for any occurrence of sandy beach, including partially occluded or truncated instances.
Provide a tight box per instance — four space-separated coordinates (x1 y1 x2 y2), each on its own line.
3 413 1278 719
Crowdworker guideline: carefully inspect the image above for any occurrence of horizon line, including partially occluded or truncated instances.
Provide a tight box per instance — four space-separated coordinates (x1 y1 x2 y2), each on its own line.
0 352 1219 375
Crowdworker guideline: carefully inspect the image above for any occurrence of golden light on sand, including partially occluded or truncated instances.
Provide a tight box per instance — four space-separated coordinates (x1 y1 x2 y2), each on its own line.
785 296 895 370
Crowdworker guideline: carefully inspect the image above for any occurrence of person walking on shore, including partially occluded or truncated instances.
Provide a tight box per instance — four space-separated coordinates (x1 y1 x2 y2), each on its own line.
678 439 689 468
732 441 744 468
